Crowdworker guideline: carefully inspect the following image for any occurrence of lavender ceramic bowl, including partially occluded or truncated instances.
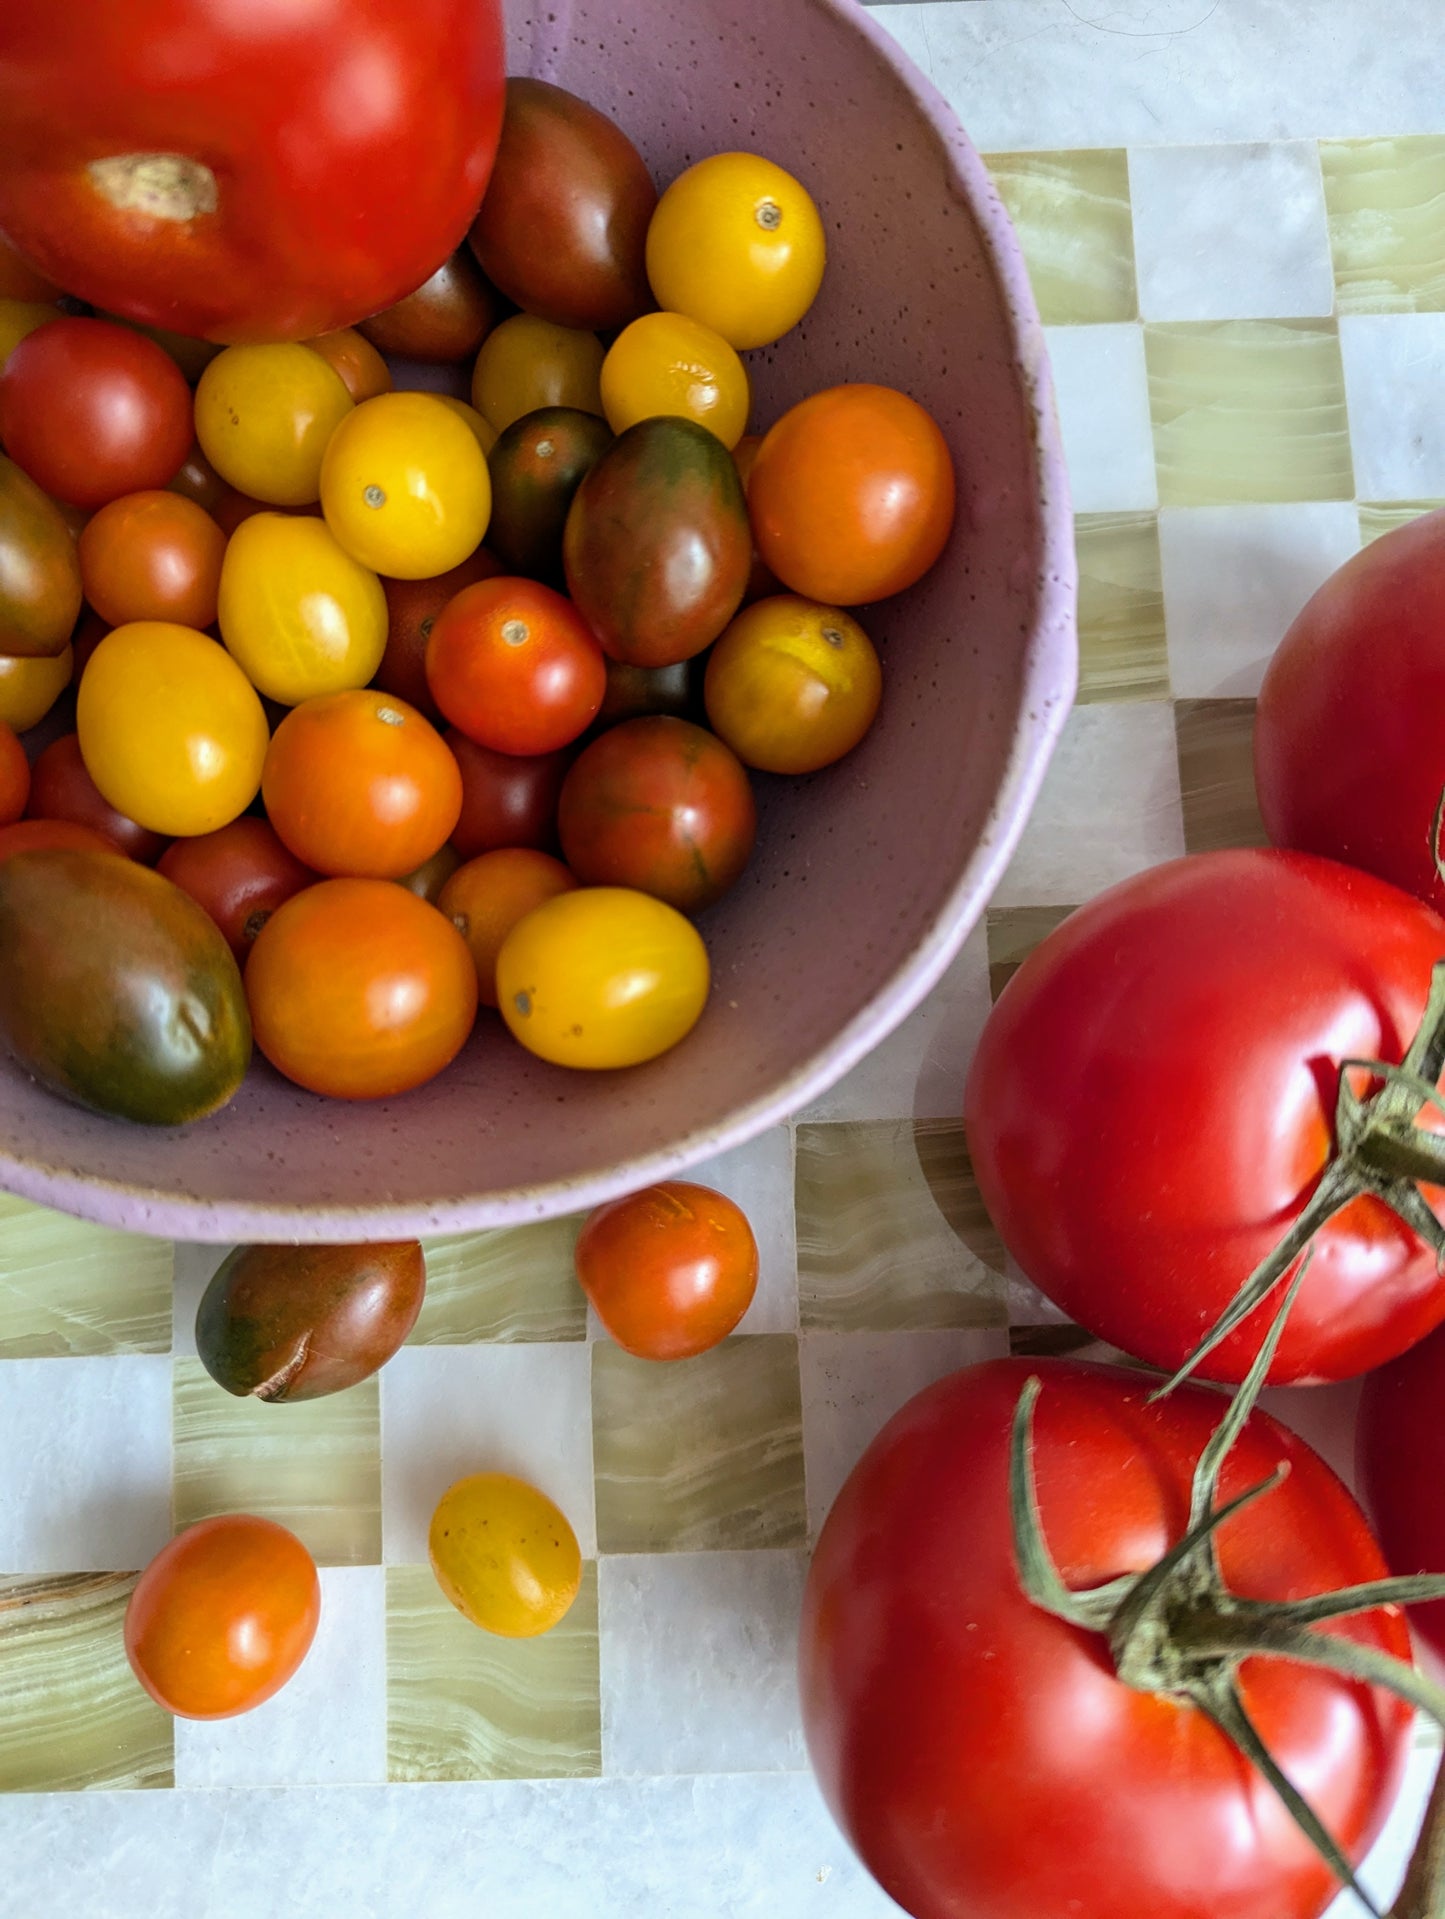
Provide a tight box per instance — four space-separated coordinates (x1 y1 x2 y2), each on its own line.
0 0 1075 1241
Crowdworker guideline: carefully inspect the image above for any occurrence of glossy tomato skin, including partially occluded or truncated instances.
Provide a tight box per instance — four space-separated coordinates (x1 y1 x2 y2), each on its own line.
430 1473 581 1638
472 315 606 437
303 329 391 405
28 733 167 863
575 1181 758 1359
447 729 572 859
0 0 506 344
801 1357 1412 1919
1358 1321 1445 1662
468 80 656 333
0 453 83 657
705 596 882 775
0 644 73 735
0 818 114 862
425 577 606 757
486 407 613 586
358 250 499 364
376 551 503 724
438 848 575 1007
965 850 1445 1385
157 818 317 964
78 489 226 630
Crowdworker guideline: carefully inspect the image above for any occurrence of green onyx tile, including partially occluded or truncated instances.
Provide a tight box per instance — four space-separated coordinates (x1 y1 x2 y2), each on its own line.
1074 512 1169 703
1144 321 1354 507
0 1195 172 1358
794 1121 1008 1332
0 1574 173 1791
386 1561 600 1782
413 1218 587 1344
172 1359 381 1566
985 148 1136 325
1360 500 1445 544
985 906 1081 1002
1322 138 1445 314
1175 700 1268 854
591 1336 806 1553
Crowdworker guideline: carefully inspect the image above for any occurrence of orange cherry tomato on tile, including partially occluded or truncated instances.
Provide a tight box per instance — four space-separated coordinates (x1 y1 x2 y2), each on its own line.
124 1515 320 1721
158 818 318 965
748 384 956 606
0 817 116 862
303 329 393 404
246 878 478 1099
27 733 168 862
447 729 573 859
79 490 227 630
0 721 29 824
426 577 606 757
704 595 882 775
262 690 462 880
575 1180 758 1359
437 847 576 1007
376 550 504 725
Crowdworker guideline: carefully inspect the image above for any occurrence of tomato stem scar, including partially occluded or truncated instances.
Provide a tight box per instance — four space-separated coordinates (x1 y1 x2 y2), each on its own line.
88 153 218 222
756 200 783 231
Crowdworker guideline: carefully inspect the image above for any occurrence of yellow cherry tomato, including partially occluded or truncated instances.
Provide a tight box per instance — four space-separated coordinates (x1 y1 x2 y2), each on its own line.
600 312 751 450
704 595 882 775
0 299 60 372
195 344 354 507
433 395 498 457
646 153 827 351
319 392 491 582
497 886 710 1070
471 315 606 435
77 622 268 835
0 644 71 733
429 1472 581 1638
217 514 388 706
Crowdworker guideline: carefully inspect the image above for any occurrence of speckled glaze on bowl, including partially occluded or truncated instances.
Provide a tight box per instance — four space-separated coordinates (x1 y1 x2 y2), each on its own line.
0 0 1075 1241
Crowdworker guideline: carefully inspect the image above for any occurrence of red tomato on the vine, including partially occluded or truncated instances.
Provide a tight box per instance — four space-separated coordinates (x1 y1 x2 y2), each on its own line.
1358 1320 1445 1664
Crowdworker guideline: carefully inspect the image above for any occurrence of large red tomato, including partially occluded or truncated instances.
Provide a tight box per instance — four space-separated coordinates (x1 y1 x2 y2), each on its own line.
800 1357 1413 1919
1357 1319 1445 1664
964 850 1445 1385
0 0 506 343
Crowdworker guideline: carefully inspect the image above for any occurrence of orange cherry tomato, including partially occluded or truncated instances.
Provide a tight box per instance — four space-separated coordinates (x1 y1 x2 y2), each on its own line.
437 847 576 1007
376 549 504 725
246 878 479 1099
0 720 29 824
0 817 116 862
78 490 227 630
158 818 317 965
124 1515 320 1721
262 690 462 880
425 577 606 757
304 329 393 404
704 595 882 775
747 384 956 606
27 732 168 862
574 1180 759 1359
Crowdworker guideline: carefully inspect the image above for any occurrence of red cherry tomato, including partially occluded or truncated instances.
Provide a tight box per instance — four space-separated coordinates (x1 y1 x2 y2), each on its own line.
0 721 29 824
427 577 607 757
158 818 317 965
0 818 118 862
376 550 503 724
27 732 167 863
446 728 572 859
575 1181 758 1358
79 489 227 630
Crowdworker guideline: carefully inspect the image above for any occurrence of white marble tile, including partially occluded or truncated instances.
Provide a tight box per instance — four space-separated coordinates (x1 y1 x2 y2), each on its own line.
169 1241 231 1359
676 1128 799 1338
1340 314 1445 499
800 1329 1010 1537
174 1567 386 1789
1130 143 1333 322
991 704 1188 909
381 1344 595 1561
0 1357 172 1574
1044 323 1158 513
1160 503 1362 697
599 1551 808 1776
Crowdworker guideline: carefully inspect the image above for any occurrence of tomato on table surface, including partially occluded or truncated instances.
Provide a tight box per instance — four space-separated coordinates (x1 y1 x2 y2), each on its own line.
437 848 576 1007
749 383 956 606
429 1472 581 1637
302 330 391 405
79 490 226 630
158 819 317 966
358 249 499 364
27 733 167 863
218 514 387 706
600 313 751 449
376 551 503 724
576 1181 758 1359
471 315 606 436
0 722 30 825
705 596 882 775
0 644 72 734
485 407 613 587
246 878 478 1099
0 453 83 658
447 730 573 859
262 691 462 880
125 1516 319 1719
0 318 193 509
195 344 354 508
426 577 606 757
320 392 491 582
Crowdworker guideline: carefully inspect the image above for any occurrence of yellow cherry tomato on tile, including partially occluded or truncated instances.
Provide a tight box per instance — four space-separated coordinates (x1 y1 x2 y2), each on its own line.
0 298 60 372
0 643 71 733
429 1472 581 1638
600 312 750 450
77 622 268 835
194 343 354 507
471 315 606 435
320 392 491 581
302 329 393 404
704 595 882 775
217 514 388 706
496 885 709 1070
433 395 498 457
646 153 827 351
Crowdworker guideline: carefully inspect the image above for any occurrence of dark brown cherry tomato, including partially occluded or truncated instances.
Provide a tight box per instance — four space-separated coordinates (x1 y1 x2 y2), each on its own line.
79 490 227 629
575 1180 759 1360
28 732 167 863
376 549 504 724
196 1241 427 1401
486 406 612 585
426 576 606 757
70 608 111 682
558 716 756 913
468 79 656 332
358 249 501 363
166 442 229 515
0 453 84 658
0 721 30 824
593 658 704 734
446 727 572 858
157 818 317 964
395 842 462 904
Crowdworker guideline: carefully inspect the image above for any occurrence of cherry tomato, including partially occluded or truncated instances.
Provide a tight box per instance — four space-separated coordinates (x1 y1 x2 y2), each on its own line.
0 644 71 733
0 233 61 305
594 658 703 733
69 611 110 682
195 344 354 507
78 490 226 630
0 817 116 863
600 312 751 448
732 434 783 606
320 392 491 581
471 316 606 435
0 452 83 658
158 818 317 965
434 397 499 458
103 316 222 386
429 1472 581 1638
247 878 478 1099
426 578 606 757
704 596 882 775
437 848 576 1006
124 1515 320 1721
166 443 229 516
27 733 167 863
396 843 463 906
0 298 60 372
447 730 572 859
749 384 956 606
0 721 29 824
575 1181 758 1359
376 551 504 724
497 886 709 1069
0 317 193 509
263 690 462 880
77 622 269 836
485 406 613 587
646 153 827 351
217 515 387 706
558 716 756 913
303 330 392 404
357 250 500 363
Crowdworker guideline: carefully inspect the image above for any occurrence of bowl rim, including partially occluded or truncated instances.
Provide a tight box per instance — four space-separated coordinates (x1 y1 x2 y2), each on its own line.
0 0 1077 1242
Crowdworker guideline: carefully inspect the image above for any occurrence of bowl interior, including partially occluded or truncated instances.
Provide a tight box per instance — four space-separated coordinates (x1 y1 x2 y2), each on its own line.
0 0 1074 1240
